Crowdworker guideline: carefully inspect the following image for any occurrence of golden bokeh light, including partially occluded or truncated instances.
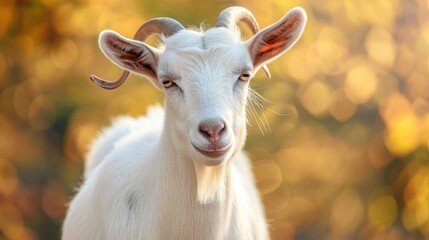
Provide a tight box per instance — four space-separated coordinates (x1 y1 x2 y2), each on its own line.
254 159 283 195
0 158 18 196
329 89 356 122
403 165 429 233
344 65 378 104
41 182 68 221
285 48 314 82
394 44 416 78
300 80 332 117
28 95 57 131
330 188 365 233
369 194 398 229
0 3 13 37
343 0 398 28
65 121 100 163
385 112 421 156
365 27 396 69
316 26 348 63
50 39 79 70
0 202 25 240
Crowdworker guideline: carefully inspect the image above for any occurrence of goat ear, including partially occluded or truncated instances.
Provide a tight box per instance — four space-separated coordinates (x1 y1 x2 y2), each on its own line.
246 7 307 68
99 30 159 81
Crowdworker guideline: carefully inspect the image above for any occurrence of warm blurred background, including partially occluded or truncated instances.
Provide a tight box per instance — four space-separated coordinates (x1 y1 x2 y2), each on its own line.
0 0 429 239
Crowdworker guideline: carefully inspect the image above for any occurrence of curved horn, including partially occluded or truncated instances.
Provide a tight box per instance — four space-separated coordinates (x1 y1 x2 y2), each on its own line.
216 7 259 34
216 7 271 78
90 18 184 90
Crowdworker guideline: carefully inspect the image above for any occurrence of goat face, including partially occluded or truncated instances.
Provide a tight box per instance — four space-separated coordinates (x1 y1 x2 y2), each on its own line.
93 7 307 166
157 28 253 165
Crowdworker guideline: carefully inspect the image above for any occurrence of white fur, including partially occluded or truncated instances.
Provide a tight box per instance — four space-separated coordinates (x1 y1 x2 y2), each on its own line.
63 106 267 239
62 7 307 240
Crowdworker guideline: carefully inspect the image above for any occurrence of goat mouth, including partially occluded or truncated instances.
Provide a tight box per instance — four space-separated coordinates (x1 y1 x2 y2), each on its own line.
191 143 231 158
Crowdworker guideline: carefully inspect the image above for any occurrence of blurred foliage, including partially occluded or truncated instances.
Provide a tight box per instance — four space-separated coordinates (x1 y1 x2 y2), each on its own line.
0 0 429 239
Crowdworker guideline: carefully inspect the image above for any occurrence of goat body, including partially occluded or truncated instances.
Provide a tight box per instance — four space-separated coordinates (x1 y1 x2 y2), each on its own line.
62 7 306 240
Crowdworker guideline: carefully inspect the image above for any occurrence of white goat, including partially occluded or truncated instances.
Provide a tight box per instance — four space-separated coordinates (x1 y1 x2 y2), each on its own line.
62 6 306 240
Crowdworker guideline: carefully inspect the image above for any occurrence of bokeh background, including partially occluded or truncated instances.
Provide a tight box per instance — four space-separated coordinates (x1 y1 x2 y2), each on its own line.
1 0 429 239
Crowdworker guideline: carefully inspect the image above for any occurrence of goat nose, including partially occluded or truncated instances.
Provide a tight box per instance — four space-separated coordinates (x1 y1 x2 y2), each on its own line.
199 119 225 141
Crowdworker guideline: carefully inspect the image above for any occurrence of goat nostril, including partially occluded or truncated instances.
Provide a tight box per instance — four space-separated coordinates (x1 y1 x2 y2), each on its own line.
199 127 211 138
199 119 226 139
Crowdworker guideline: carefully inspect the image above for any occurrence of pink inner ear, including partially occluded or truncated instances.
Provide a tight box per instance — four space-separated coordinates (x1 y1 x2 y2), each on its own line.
259 13 302 56
248 9 306 68
260 40 287 55
102 33 158 79
106 37 143 62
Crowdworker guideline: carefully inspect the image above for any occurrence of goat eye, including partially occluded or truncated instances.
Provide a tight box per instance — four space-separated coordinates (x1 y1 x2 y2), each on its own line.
238 73 251 82
162 79 175 88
